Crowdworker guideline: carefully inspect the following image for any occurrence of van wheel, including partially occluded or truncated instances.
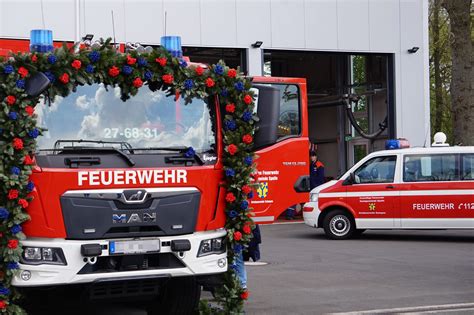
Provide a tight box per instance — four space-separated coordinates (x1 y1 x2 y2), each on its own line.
148 277 201 315
323 210 355 240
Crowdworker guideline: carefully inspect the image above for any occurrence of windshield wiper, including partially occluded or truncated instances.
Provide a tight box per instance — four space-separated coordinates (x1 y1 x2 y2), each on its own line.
53 139 134 152
59 146 136 167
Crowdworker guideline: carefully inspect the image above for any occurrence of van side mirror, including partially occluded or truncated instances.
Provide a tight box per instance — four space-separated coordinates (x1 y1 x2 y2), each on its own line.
344 172 356 185
25 72 50 97
251 84 280 150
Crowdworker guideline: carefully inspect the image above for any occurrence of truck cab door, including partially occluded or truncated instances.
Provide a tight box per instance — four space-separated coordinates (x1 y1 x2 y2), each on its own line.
249 77 309 223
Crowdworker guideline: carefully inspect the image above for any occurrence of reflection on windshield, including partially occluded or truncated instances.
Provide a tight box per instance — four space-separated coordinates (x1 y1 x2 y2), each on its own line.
35 84 215 152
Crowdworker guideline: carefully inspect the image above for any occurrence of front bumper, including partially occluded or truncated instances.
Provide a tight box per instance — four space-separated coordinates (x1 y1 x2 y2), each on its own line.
13 229 227 287
303 201 321 228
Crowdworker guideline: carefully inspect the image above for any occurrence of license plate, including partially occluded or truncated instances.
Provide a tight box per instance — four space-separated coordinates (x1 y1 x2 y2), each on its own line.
109 239 160 255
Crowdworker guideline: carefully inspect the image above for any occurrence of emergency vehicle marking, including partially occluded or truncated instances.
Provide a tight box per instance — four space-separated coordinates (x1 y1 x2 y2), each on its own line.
413 203 455 210
78 169 188 186
319 189 474 198
257 182 269 198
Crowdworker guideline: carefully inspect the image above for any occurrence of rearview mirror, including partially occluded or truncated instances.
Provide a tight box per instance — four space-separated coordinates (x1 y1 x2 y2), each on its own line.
251 84 280 150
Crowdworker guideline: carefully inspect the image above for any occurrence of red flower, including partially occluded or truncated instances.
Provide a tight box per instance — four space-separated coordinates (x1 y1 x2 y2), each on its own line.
8 189 18 200
233 231 242 241
25 105 35 116
242 185 251 195
31 55 38 62
227 144 238 155
205 78 215 88
195 66 204 76
227 68 237 78
24 155 34 165
71 59 82 70
133 77 143 88
7 239 18 249
108 66 120 77
59 73 69 84
242 134 253 144
240 290 249 300
155 57 167 67
225 103 235 113
225 192 236 203
243 94 253 105
126 55 137 65
12 138 24 150
243 224 252 234
162 74 174 84
18 67 29 78
0 300 6 309
6 95 16 106
18 199 29 209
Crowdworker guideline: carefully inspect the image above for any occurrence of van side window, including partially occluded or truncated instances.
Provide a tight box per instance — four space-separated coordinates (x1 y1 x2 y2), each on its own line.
461 154 474 180
275 84 300 139
353 156 397 184
403 154 460 182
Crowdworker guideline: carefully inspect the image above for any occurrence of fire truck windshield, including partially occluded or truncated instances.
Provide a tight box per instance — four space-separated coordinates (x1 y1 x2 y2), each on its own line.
35 83 216 153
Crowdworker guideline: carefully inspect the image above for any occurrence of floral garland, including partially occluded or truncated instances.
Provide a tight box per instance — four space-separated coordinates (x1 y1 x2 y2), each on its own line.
0 39 256 314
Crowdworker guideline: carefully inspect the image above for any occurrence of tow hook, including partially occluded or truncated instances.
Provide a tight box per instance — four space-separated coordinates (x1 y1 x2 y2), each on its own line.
81 244 102 265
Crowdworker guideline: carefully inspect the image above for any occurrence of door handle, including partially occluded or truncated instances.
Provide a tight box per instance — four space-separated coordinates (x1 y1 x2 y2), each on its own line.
386 185 395 189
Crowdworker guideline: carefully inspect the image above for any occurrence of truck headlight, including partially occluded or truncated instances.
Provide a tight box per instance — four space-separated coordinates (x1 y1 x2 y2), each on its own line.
22 247 67 265
310 193 319 202
197 237 226 257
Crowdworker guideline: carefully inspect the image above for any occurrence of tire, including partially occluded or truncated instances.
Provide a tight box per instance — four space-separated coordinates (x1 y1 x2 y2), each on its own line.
323 209 355 240
353 229 366 237
148 276 201 315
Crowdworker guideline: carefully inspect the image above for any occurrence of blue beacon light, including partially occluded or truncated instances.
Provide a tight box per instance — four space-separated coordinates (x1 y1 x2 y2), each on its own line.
160 36 182 58
30 29 54 53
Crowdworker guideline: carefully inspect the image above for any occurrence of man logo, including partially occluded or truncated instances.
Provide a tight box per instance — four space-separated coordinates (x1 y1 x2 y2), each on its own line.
112 212 156 224
257 182 269 198
122 190 147 203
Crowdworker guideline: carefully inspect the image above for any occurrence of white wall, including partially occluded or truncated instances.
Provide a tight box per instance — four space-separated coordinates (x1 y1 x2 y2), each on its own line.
0 0 430 146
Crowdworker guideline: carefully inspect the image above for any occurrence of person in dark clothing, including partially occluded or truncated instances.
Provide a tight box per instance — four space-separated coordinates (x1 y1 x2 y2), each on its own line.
310 151 325 190
243 225 261 262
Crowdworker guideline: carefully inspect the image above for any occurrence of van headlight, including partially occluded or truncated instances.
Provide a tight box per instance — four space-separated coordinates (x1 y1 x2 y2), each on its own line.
197 237 226 257
310 193 319 202
22 247 67 265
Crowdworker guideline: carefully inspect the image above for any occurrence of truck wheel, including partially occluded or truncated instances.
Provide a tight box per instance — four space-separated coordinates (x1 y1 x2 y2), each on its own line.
148 277 201 315
323 210 355 240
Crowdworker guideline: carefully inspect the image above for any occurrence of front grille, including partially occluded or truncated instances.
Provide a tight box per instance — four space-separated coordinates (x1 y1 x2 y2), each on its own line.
89 279 160 299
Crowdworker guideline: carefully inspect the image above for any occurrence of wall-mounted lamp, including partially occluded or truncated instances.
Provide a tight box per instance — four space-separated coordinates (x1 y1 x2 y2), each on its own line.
408 46 419 54
251 41 263 48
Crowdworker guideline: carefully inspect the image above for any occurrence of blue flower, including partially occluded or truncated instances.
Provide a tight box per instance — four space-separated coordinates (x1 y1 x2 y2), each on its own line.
8 111 18 120
3 65 14 74
184 79 194 90
85 64 95 73
244 156 253 166
0 208 9 219
88 51 100 63
144 71 153 81
240 200 249 210
225 168 236 177
224 120 237 131
26 181 35 192
248 191 254 199
137 58 148 67
179 59 188 68
122 65 133 75
16 79 25 89
47 54 57 64
233 244 243 254
0 286 10 296
228 210 238 219
184 147 195 158
44 71 55 83
11 167 20 175
242 111 252 122
11 225 22 234
28 128 40 138
234 81 244 92
220 88 228 97
7 262 19 270
0 128 3 135
214 65 224 75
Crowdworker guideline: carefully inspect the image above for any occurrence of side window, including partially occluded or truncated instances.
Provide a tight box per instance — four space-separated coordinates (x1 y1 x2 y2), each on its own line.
461 154 474 180
353 156 397 184
404 154 460 182
275 84 300 139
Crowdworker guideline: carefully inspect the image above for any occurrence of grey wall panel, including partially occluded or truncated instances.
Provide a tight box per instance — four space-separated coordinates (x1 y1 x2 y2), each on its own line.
201 0 237 47
123 0 163 45
368 0 400 52
236 0 272 47
163 0 201 46
304 0 338 50
337 0 370 51
270 0 305 48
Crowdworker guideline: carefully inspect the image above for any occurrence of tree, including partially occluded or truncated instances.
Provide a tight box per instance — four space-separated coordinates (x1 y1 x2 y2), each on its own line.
441 0 473 145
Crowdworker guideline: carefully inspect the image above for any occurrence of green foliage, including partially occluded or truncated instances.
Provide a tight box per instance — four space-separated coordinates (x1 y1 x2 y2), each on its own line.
0 39 255 314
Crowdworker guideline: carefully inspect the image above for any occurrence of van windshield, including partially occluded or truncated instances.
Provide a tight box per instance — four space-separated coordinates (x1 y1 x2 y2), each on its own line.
35 84 216 153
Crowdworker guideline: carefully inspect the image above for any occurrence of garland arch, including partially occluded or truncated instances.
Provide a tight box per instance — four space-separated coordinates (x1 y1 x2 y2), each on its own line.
0 39 256 314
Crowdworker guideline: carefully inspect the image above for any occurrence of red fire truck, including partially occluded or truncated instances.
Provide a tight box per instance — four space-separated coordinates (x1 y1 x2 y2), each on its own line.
0 38 309 312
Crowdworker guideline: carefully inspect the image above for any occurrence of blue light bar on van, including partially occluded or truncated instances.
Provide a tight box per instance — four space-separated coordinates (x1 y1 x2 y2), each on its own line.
160 36 182 58
385 139 410 150
30 29 54 53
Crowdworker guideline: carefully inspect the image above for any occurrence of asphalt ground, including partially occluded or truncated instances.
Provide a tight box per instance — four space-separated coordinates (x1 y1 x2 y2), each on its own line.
40 223 474 314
